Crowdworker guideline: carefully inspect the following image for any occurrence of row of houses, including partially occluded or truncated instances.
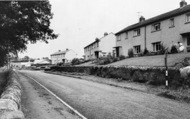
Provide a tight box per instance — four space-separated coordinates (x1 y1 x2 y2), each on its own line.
84 0 190 60
10 58 51 68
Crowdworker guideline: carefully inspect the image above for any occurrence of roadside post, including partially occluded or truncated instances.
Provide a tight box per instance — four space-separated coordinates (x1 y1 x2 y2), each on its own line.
164 48 169 88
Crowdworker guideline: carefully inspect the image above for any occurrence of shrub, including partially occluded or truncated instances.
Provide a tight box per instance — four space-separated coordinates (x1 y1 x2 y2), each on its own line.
142 72 149 82
157 43 167 55
143 48 149 55
132 71 144 82
94 56 120 65
71 58 81 65
118 55 126 60
170 45 178 54
183 57 190 67
147 72 165 86
48 66 190 88
128 48 134 58
138 51 144 57
107 67 129 81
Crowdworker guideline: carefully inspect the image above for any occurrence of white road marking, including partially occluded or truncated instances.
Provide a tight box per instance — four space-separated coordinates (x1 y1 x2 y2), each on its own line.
24 74 88 119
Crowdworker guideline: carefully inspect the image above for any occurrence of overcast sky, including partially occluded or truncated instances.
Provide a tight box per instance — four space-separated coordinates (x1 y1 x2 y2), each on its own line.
19 0 187 59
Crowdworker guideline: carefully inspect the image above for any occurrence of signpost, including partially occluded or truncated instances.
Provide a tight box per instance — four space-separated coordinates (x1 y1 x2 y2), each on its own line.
164 48 169 88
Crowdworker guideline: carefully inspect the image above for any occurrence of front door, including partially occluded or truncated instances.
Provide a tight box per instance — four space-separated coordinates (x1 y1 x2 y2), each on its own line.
95 52 99 59
62 59 65 64
116 47 120 57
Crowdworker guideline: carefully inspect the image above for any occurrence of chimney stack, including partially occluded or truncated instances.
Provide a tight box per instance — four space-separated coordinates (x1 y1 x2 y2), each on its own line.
104 32 108 36
180 0 187 7
139 16 145 23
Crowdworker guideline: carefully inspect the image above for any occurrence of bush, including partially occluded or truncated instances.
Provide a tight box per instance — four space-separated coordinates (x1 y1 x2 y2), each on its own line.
71 58 85 65
118 55 126 60
147 72 165 86
132 71 144 82
170 45 178 54
183 57 190 67
128 48 134 58
143 48 150 55
157 43 167 55
71 58 81 65
94 56 120 65
108 67 131 81
47 66 190 88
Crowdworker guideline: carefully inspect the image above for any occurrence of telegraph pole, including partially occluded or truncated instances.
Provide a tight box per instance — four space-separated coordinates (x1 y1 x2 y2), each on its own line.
164 48 169 88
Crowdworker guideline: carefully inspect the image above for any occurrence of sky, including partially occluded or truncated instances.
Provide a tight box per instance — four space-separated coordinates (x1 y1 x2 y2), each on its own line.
19 0 187 59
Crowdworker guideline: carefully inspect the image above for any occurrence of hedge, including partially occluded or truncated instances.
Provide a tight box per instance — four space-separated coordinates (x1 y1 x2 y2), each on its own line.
46 66 189 88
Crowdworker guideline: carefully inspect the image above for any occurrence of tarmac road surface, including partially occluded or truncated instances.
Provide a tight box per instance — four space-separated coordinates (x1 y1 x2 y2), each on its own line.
18 70 190 119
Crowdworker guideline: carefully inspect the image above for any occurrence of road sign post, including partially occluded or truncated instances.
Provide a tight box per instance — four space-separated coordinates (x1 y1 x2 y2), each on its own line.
165 49 169 88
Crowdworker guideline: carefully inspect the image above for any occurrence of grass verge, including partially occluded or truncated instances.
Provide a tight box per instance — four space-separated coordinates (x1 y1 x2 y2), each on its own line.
157 89 190 103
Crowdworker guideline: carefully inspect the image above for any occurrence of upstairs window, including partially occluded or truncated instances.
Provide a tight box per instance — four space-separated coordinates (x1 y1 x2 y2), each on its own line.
125 32 128 39
152 42 161 52
133 29 140 37
117 35 121 41
152 23 161 32
169 18 175 27
186 13 190 23
134 45 141 54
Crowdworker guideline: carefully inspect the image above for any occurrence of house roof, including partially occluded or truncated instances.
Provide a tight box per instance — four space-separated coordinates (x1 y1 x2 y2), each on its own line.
33 59 51 64
116 4 190 35
84 39 100 49
84 33 115 49
51 50 67 56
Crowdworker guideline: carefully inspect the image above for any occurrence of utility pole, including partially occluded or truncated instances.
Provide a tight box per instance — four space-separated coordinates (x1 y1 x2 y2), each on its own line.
164 48 169 88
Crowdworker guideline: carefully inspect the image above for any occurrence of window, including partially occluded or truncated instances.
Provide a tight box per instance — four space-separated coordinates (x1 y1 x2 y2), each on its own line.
152 23 161 32
117 35 121 41
133 29 140 36
187 37 190 46
186 13 190 23
152 42 161 52
125 32 128 39
169 18 175 27
134 45 141 54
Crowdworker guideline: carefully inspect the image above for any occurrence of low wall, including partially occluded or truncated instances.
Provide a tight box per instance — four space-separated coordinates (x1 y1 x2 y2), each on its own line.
47 66 189 88
0 70 25 119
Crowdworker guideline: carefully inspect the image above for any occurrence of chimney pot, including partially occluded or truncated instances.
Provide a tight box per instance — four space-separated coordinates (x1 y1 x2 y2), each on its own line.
180 0 187 7
139 16 145 22
104 32 108 36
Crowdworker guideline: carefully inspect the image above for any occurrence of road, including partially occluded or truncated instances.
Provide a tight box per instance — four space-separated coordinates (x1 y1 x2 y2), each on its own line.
17 70 190 119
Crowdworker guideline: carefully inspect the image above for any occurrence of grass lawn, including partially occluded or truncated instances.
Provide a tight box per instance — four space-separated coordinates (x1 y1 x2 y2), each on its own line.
107 52 190 67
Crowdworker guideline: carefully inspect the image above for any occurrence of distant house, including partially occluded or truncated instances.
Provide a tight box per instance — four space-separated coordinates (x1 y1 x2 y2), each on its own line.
10 60 33 68
115 0 190 57
84 32 116 60
51 49 77 64
33 59 51 65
